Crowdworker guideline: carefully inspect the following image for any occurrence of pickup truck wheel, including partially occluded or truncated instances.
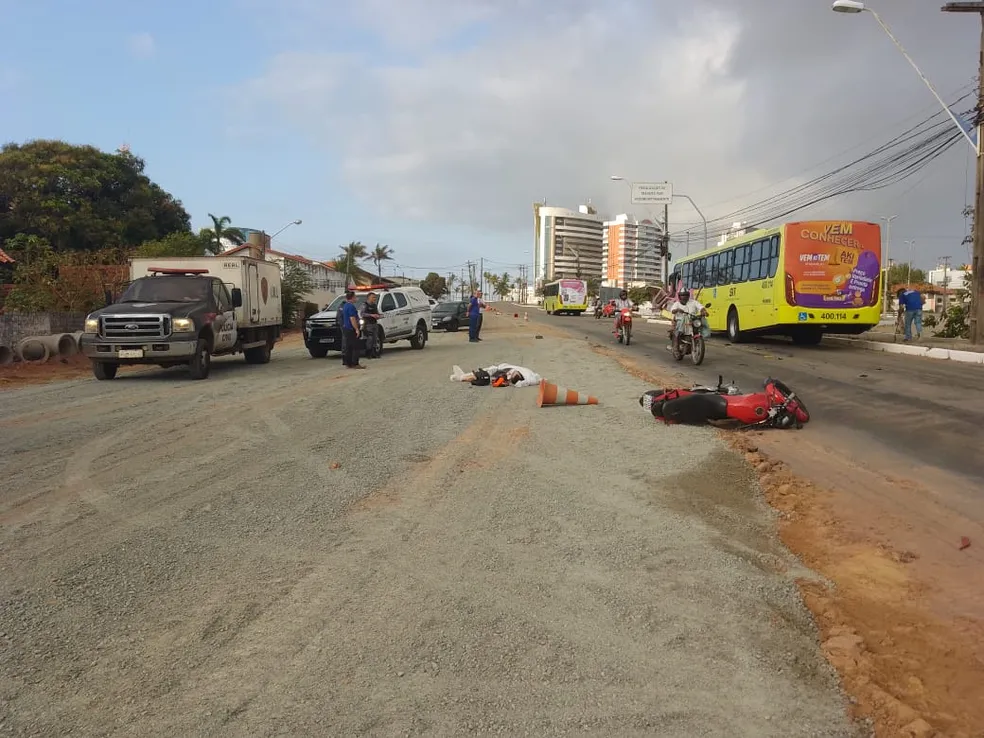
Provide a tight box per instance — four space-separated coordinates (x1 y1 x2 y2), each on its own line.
92 361 118 380
244 343 272 364
410 322 427 350
188 339 211 380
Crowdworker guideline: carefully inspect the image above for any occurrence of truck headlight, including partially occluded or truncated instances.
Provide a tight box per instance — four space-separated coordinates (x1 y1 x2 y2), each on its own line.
172 318 195 332
84 318 99 333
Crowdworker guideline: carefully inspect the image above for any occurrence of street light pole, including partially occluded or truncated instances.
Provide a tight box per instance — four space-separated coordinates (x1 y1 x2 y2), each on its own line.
881 215 898 313
904 239 916 286
834 0 983 342
270 219 302 240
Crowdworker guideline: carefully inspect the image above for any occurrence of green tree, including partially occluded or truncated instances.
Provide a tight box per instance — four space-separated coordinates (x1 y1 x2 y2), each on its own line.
446 273 459 299
586 277 601 297
335 241 368 284
0 140 191 252
200 213 244 255
281 261 315 327
934 272 971 339
493 272 512 299
419 272 448 299
2 234 58 311
628 286 652 306
886 263 927 289
368 243 394 281
135 231 209 258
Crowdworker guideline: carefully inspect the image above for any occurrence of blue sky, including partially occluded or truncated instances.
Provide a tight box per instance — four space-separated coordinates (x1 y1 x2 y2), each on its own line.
1 0 978 275
0 0 519 279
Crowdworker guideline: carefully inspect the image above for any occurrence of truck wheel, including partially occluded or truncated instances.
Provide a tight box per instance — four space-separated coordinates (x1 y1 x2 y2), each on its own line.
244 343 272 364
188 339 211 380
308 346 329 358
92 361 118 381
410 322 427 350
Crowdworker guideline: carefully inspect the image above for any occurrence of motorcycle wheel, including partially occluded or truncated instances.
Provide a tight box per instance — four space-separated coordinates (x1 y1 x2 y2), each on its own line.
625 327 631 346
692 336 705 365
672 344 684 361
617 330 624 344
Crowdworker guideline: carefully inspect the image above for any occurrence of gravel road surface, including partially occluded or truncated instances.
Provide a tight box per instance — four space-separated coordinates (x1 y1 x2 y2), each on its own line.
0 315 858 737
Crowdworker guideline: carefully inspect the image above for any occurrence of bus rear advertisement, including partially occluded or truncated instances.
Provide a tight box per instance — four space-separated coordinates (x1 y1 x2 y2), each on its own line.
782 220 881 314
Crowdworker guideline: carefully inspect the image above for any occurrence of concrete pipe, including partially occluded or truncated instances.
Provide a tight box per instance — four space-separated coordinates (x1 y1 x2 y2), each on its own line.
16 337 50 363
72 331 84 352
0 344 13 366
28 333 77 359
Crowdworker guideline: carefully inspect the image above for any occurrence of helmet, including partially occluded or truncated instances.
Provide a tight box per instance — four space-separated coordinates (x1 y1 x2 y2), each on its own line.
679 289 691 301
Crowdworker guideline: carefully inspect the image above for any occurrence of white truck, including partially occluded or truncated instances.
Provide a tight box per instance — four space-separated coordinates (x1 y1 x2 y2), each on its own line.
79 255 283 380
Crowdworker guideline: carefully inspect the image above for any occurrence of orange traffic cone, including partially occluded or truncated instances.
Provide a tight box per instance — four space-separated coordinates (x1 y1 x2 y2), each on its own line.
537 379 599 408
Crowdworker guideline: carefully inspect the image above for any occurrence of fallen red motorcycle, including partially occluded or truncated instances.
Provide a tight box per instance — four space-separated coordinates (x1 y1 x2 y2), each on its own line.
639 376 810 430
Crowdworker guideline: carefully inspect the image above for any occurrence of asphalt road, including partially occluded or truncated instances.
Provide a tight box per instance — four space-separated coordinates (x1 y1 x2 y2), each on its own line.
526 308 984 493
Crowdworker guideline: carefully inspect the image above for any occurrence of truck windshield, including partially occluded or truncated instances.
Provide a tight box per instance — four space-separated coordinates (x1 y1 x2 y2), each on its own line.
118 277 211 303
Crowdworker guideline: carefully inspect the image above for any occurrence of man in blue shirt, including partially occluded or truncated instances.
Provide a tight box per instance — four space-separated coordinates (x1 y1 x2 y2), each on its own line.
340 291 366 368
896 287 924 341
468 289 486 343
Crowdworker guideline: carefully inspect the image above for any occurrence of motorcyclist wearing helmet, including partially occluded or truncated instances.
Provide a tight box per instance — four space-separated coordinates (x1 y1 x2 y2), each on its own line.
669 289 707 353
613 289 633 335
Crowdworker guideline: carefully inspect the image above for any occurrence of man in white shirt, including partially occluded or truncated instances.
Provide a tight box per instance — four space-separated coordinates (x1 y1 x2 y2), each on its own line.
669 289 706 354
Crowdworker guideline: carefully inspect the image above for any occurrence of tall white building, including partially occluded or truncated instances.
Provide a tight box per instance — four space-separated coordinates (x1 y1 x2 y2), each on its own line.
927 263 971 290
602 214 663 287
533 203 605 285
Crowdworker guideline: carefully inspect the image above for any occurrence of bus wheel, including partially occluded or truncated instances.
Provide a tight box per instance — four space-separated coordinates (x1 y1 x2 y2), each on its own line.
727 308 744 343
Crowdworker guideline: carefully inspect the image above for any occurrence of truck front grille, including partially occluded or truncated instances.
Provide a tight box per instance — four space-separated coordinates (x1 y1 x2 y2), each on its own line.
101 314 169 340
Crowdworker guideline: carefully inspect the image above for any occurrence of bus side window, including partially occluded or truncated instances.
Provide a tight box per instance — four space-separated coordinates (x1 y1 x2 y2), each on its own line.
719 249 734 286
694 258 707 288
735 245 749 283
749 240 764 281
768 235 780 278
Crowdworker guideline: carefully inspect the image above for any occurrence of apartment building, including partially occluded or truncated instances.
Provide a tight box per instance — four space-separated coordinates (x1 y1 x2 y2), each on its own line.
602 214 663 287
532 203 605 285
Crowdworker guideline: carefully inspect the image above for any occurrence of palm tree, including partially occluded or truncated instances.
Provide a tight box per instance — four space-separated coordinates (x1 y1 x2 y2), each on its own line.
368 243 394 281
447 274 459 299
335 241 368 285
201 213 244 255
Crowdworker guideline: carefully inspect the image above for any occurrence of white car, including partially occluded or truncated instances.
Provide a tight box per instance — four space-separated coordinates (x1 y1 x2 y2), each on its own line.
303 286 433 358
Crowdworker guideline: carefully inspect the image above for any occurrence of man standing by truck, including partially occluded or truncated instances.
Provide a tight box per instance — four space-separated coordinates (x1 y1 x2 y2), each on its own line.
341 291 366 369
361 291 382 358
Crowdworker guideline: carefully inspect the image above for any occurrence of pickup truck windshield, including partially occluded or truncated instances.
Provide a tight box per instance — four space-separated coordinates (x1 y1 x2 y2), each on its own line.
325 294 368 312
118 277 211 303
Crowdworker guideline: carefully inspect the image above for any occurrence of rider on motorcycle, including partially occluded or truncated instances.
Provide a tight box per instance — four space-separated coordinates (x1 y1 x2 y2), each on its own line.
669 289 707 354
613 290 633 336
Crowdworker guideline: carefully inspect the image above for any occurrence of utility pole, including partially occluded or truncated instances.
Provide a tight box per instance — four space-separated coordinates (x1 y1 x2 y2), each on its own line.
881 215 898 315
942 2 984 343
662 203 670 286
904 240 916 286
480 257 484 296
940 255 952 314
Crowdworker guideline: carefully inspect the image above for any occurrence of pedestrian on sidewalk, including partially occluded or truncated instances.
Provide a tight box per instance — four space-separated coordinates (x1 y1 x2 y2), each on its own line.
468 289 486 343
896 287 924 342
340 290 366 369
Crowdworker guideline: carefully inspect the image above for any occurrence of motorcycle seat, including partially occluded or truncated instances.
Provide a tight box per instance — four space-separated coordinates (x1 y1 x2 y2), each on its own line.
661 393 729 424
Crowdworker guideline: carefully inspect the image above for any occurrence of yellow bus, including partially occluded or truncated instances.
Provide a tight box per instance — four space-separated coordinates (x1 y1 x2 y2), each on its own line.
671 220 882 345
543 279 588 315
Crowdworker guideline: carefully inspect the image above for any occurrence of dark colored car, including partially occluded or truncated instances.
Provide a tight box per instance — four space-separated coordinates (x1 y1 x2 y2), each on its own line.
430 301 469 332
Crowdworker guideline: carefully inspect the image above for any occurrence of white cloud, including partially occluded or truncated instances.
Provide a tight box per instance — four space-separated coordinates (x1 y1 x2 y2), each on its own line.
231 0 979 261
126 32 157 59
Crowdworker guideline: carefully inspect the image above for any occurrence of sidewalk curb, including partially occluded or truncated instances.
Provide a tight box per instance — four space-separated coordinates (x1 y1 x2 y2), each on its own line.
824 336 984 365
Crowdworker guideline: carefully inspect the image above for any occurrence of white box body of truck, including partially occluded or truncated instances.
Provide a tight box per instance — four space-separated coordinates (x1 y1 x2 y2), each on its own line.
129 255 283 328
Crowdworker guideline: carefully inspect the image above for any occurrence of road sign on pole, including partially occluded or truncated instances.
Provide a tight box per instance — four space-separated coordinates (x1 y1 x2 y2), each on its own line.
630 181 673 205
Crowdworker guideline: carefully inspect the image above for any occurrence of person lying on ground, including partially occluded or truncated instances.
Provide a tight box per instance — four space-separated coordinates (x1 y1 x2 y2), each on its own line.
449 363 542 388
